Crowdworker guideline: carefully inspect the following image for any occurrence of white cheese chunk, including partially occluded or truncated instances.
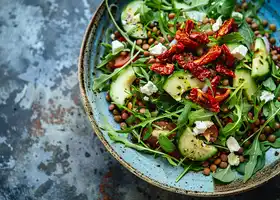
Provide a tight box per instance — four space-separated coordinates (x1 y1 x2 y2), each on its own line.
185 11 206 22
193 121 214 136
228 152 240 166
212 16 223 32
112 40 124 55
231 12 243 20
149 43 167 56
226 136 241 152
140 81 158 96
260 90 275 103
143 96 149 101
231 45 248 60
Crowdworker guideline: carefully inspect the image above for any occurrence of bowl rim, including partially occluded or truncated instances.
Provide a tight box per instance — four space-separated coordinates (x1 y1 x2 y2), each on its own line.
78 1 280 197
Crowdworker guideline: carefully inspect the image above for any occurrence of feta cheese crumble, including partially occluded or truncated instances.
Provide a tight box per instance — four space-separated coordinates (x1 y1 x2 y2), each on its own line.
149 43 167 56
143 96 149 101
185 11 206 22
260 90 275 103
193 121 214 136
140 81 158 96
231 45 248 60
231 12 243 20
226 136 241 152
212 16 223 32
112 40 124 55
228 152 240 166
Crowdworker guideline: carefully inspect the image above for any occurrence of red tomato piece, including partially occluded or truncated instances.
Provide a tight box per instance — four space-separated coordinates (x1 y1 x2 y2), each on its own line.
113 55 130 68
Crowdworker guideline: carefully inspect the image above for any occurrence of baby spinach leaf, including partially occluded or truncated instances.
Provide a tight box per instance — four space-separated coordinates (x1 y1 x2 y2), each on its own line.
212 165 236 183
207 0 236 19
135 3 155 25
188 109 214 125
243 138 263 182
218 0 236 18
158 134 176 153
238 21 255 48
263 77 276 91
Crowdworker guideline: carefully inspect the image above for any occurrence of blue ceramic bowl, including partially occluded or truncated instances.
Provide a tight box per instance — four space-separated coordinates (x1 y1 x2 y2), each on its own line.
79 0 280 196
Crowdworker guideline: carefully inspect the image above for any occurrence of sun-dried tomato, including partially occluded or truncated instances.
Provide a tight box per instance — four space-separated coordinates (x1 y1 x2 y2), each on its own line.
221 44 235 67
173 54 211 81
190 32 210 44
193 45 222 66
150 63 174 75
216 64 235 77
175 30 199 50
189 88 220 112
215 89 231 102
185 20 195 34
118 36 126 42
158 42 185 61
216 18 235 38
207 76 221 96
203 125 219 142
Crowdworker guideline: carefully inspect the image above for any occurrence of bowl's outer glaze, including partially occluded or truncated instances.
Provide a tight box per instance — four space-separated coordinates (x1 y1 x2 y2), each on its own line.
79 0 280 196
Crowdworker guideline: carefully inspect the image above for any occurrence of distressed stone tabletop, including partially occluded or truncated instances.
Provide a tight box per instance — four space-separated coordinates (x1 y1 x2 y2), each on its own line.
0 0 280 199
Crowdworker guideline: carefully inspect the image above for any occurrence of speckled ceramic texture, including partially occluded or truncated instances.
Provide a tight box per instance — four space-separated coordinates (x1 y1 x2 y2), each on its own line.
79 0 280 197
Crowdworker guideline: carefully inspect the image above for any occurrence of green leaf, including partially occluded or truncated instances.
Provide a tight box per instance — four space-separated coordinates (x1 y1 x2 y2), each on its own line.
135 3 154 25
188 109 214 125
243 138 263 182
217 32 245 45
212 165 236 183
271 57 280 79
145 0 173 11
238 21 255 48
177 103 191 126
218 0 236 18
220 105 242 136
143 124 153 141
158 134 176 153
207 0 236 19
263 77 276 92
262 138 280 148
237 153 265 175
176 164 192 183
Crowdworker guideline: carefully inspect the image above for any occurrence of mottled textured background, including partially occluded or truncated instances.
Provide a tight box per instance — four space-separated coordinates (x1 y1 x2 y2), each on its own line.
0 0 280 199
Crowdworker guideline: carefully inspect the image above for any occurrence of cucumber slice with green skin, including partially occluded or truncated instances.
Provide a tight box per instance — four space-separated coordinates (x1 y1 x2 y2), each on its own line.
233 69 257 101
163 71 204 101
110 66 139 105
178 128 217 161
121 1 147 39
251 38 270 79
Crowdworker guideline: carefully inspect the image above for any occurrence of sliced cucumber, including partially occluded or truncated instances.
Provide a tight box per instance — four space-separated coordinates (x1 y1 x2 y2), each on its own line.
163 71 204 101
233 69 257 101
251 38 270 79
178 128 217 161
110 66 138 105
121 1 147 39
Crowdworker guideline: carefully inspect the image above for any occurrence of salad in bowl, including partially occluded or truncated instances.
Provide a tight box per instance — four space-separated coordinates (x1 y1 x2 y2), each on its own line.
91 0 280 184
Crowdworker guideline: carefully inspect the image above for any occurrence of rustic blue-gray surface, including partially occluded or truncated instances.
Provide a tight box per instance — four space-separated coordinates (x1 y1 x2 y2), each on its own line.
0 0 280 199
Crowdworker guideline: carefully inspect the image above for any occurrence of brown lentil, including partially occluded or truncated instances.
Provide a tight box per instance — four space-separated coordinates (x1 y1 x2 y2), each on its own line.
109 104 115 111
262 20 268 27
254 30 260 36
120 51 128 56
149 22 155 28
246 17 253 24
259 134 267 141
269 24 277 32
220 154 228 162
251 23 258 30
202 161 209 167
264 126 272 134
223 107 229 113
203 168 211 176
222 79 229 86
157 30 161 36
203 18 209 24
121 112 129 120
275 122 280 129
210 164 217 172
139 108 146 114
253 127 259 133
144 51 150 57
147 31 152 37
268 134 276 143
244 140 251 148
137 101 144 107
143 40 147 44
152 27 158 33
239 156 245 163
214 158 222 165
112 109 120 115
248 112 253 119
154 41 159 45
136 39 143 46
272 50 278 55
270 37 276 44
120 122 127 129
167 35 173 42
168 13 176 20
148 58 156 64
108 61 115 68
206 30 214 36
241 2 248 9
106 93 111 102
260 119 266 125
273 55 278 61
148 38 154 45
278 96 280 101
255 119 261 126
114 115 122 123
127 102 133 110
159 37 165 43
220 162 228 169
142 44 150 50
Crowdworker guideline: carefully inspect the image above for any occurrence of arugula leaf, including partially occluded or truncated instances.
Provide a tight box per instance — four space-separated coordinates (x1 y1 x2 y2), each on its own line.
158 11 175 41
220 105 242 136
207 0 236 19
238 21 255 48
188 109 214 125
177 103 191 126
243 138 263 182
158 134 176 153
145 0 173 11
218 0 236 18
262 138 280 148
263 78 276 91
93 51 140 91
275 84 280 97
175 0 209 11
143 124 153 141
218 32 245 45
271 57 280 79
237 153 265 175
212 165 236 183
176 164 192 183
135 4 155 25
